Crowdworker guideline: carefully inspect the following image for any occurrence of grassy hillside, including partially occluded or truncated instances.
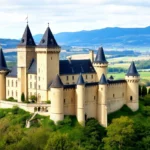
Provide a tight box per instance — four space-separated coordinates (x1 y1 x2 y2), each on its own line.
0 95 150 149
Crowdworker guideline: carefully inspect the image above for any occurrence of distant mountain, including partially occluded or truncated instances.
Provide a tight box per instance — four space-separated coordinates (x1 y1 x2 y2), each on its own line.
1 26 150 50
0 39 19 49
34 26 150 47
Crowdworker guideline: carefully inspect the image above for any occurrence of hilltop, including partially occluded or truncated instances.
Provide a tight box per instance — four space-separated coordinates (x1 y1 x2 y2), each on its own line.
1 26 150 50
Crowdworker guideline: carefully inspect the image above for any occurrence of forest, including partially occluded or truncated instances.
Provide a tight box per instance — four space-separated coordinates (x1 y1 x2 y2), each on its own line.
0 91 150 150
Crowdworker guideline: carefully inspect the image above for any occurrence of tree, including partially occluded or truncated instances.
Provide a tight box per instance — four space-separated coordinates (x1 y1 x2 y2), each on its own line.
45 132 76 150
103 116 134 150
81 118 106 150
148 88 150 94
21 93 25 102
139 85 142 96
142 86 147 97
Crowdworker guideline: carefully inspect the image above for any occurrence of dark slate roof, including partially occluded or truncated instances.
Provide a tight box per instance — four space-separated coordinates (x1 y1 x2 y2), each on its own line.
109 75 114 80
76 73 84 85
99 74 107 84
107 79 126 84
7 66 17 77
38 26 60 48
0 48 9 71
94 47 107 63
85 82 98 87
59 59 96 75
18 24 36 47
126 61 139 76
50 74 63 88
28 59 37 74
64 84 76 89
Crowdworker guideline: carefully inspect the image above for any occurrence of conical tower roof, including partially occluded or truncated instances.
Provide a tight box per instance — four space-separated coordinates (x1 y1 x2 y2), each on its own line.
99 74 107 85
76 73 85 85
0 47 9 71
50 74 63 88
126 61 139 76
18 24 36 47
94 47 107 63
38 26 60 48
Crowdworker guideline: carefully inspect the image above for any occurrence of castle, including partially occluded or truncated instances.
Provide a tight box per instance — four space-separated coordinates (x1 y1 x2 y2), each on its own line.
0 24 140 127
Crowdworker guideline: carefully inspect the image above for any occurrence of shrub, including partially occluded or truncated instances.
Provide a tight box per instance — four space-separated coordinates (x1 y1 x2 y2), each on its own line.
142 106 150 116
46 100 51 104
30 95 37 103
21 93 25 102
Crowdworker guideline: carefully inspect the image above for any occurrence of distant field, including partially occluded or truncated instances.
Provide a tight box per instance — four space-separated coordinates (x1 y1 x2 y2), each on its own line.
108 71 150 85
109 63 130 69
108 56 150 63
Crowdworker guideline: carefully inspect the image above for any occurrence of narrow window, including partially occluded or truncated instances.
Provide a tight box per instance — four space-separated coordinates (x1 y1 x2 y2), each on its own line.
91 74 93 79
16 81 17 87
30 82 32 88
38 85 40 89
130 96 133 101
16 91 17 97
51 57 52 60
8 80 9 86
72 76 74 80
64 99 66 103
34 82 36 89
86 75 87 79
94 96 96 100
122 93 124 97
30 75 32 79
8 90 9 96
66 76 69 81
113 94 115 98
12 81 13 87
39 77 40 81
12 91 13 97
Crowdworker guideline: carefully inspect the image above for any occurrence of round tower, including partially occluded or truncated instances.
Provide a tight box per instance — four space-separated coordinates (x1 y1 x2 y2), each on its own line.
76 73 85 126
93 47 108 82
125 61 140 111
97 74 108 127
50 75 64 123
0 48 9 100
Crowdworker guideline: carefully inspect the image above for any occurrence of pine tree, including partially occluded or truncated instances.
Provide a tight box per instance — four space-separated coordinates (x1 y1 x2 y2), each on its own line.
21 93 25 102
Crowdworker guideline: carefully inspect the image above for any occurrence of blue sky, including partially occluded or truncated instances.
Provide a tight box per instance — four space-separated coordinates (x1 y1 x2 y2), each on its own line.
0 0 150 39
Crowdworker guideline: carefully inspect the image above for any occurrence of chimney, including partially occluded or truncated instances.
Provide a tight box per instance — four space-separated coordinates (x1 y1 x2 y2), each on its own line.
89 50 94 62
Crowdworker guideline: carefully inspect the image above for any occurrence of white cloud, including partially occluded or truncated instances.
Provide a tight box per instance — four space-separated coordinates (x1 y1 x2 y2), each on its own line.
0 0 150 38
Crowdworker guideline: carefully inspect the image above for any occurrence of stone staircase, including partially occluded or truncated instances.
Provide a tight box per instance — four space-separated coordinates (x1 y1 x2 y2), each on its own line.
26 112 37 128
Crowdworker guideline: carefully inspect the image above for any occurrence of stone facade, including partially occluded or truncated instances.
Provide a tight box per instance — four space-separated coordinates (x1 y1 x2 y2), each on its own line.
0 24 140 127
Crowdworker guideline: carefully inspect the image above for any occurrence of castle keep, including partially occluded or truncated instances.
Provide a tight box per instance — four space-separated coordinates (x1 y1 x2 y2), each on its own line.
0 24 140 127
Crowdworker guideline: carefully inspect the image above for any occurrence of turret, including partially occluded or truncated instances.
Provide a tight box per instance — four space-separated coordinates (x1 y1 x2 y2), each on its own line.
93 47 108 82
97 74 107 127
76 73 85 126
0 47 9 100
36 24 60 101
17 24 36 101
50 75 64 123
125 61 140 111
